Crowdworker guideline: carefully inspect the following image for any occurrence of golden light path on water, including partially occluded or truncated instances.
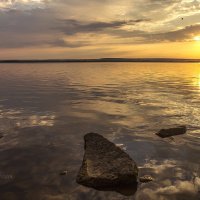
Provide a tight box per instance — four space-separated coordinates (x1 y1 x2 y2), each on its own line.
197 74 200 89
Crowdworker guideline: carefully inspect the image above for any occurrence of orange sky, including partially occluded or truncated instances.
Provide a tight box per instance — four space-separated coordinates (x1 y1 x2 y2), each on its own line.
0 0 200 59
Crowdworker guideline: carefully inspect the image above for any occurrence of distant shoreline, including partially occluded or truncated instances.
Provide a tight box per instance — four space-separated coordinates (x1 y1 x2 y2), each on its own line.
0 58 200 63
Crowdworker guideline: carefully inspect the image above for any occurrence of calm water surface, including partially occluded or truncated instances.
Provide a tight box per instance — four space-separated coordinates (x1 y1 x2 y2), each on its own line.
0 63 200 200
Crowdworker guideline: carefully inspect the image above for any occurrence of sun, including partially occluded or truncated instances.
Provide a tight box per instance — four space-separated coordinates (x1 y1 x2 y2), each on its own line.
194 36 200 41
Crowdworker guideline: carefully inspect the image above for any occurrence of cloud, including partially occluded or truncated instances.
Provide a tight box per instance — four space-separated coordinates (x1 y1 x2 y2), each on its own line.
0 0 200 53
105 23 200 44
58 19 150 35
0 35 88 49
151 24 200 42
49 39 89 48
0 0 46 10
0 8 151 48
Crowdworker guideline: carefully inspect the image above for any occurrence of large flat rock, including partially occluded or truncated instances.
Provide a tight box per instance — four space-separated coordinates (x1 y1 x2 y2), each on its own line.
76 133 138 189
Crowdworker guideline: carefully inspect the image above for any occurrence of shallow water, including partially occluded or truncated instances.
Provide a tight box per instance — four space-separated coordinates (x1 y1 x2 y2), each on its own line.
0 62 199 200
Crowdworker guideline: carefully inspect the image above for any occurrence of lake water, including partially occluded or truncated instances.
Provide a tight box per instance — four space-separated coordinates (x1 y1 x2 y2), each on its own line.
0 63 199 200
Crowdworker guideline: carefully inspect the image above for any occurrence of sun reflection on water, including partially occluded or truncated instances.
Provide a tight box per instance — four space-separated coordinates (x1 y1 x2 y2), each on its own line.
193 74 200 90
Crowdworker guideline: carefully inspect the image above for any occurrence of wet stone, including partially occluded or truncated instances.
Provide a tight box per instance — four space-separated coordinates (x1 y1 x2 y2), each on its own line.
0 173 14 185
59 170 68 176
156 126 187 138
76 133 138 189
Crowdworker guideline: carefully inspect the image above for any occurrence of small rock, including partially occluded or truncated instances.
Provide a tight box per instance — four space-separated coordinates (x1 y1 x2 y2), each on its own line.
0 173 14 184
116 143 127 151
76 133 138 189
139 175 154 183
59 170 68 176
156 126 186 138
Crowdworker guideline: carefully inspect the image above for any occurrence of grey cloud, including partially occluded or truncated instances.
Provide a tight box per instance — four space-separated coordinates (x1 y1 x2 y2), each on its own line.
0 37 51 48
0 37 88 49
49 39 89 48
151 24 200 42
59 19 150 35
0 9 56 34
0 8 150 48
106 24 200 43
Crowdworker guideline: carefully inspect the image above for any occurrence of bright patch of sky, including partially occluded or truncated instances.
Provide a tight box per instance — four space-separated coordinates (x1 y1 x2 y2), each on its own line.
0 0 46 10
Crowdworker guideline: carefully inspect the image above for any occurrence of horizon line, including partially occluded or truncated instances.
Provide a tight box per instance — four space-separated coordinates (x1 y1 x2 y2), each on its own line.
0 58 200 63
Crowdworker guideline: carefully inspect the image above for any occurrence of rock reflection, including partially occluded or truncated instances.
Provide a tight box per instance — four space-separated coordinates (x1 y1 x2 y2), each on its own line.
90 183 138 196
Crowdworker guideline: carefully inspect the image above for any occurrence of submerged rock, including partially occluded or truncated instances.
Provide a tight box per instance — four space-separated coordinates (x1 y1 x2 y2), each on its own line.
156 126 187 138
0 133 3 139
76 133 138 189
139 175 154 183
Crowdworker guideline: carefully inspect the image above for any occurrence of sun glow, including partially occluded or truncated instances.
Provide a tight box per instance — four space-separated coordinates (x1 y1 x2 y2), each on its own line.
194 36 200 41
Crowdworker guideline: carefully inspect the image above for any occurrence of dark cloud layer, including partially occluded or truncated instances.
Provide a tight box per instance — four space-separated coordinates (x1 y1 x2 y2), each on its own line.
109 24 200 43
59 19 150 35
152 24 200 42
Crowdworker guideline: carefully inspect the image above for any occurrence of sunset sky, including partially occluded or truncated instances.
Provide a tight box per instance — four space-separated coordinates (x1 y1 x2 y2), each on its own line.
0 0 200 59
